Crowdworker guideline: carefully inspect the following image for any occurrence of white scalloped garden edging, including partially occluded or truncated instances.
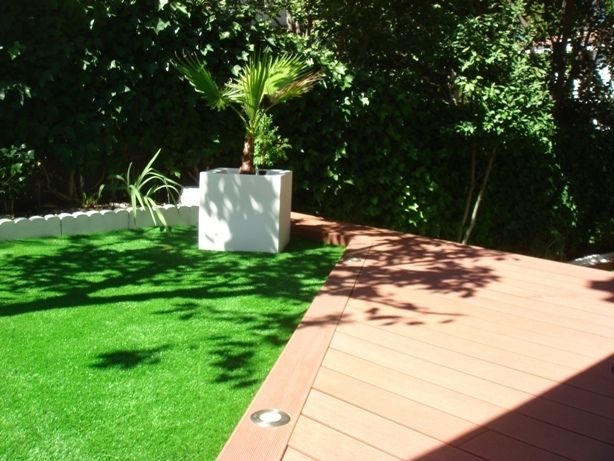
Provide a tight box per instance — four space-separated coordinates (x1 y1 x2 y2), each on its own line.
0 204 198 242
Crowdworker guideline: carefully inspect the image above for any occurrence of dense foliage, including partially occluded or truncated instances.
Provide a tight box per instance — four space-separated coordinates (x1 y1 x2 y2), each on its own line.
0 144 35 215
0 0 275 202
1 0 612 258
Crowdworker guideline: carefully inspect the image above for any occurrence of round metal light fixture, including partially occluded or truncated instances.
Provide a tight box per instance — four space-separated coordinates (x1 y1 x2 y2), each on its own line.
250 409 291 427
344 256 363 263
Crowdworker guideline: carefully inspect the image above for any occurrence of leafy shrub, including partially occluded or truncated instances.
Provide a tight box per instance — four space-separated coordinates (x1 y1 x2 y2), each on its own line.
254 113 291 169
0 144 35 215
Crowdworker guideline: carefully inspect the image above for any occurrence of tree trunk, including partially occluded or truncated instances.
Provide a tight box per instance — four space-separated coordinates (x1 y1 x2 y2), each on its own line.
67 168 78 202
458 144 477 242
462 148 497 245
550 0 576 118
240 133 255 174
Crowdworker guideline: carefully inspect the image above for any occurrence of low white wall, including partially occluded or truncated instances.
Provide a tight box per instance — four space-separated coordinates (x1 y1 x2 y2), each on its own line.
0 205 198 241
179 187 200 207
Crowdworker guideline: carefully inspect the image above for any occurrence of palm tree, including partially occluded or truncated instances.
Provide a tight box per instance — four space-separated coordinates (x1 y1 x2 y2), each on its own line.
176 52 322 174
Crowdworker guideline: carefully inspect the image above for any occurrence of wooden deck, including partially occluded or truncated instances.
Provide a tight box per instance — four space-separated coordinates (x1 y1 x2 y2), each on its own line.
218 213 614 461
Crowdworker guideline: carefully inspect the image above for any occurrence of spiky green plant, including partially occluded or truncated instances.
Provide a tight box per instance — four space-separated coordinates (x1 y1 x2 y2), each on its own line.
113 149 181 228
176 52 322 174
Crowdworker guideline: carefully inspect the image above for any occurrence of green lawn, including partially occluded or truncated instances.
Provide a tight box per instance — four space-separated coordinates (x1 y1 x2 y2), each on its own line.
0 227 343 461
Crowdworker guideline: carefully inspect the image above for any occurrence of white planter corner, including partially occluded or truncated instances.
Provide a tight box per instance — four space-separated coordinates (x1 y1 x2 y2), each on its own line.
198 168 292 253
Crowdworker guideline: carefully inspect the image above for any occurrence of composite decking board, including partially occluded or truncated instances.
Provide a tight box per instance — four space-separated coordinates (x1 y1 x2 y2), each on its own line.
314 367 614 452
302 389 477 460
452 253 613 283
345 229 613 283
329 332 614 422
344 296 612 359
350 291 614 357
376 254 614 306
348 277 614 340
292 212 607 278
287 416 400 461
324 352 614 459
348 300 613 360
353 258 614 317
452 291 614 334
485 413 614 461
409 319 613 385
281 448 316 461
459 431 572 461
220 213 614 461
312 366 481 443
323 347 525 423
481 252 614 281
335 321 614 401
357 261 613 312
323 349 614 458
480 263 614 299
345 301 610 373
341 301 614 385
449 275 613 316
302 389 485 461
395 274 614 327
345 288 614 348
447 278 614 316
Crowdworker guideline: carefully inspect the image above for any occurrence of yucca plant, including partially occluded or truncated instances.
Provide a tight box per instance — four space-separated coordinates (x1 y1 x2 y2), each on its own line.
113 149 181 228
176 51 322 174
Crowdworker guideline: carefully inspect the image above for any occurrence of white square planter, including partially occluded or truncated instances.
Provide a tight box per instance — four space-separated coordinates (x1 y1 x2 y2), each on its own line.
199 168 292 253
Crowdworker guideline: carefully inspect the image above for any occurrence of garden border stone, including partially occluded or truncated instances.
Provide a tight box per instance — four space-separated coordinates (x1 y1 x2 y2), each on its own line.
0 205 198 241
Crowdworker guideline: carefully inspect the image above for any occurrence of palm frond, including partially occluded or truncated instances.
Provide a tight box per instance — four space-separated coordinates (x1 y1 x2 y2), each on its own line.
265 54 322 105
224 54 269 128
223 52 322 130
175 54 226 110
269 70 323 106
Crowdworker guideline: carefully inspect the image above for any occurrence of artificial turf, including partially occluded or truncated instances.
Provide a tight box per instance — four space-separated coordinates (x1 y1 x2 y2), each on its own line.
0 227 344 461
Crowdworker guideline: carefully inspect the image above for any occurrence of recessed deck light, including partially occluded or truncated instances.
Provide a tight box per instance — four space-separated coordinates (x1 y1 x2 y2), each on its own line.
250 409 291 427
344 256 363 263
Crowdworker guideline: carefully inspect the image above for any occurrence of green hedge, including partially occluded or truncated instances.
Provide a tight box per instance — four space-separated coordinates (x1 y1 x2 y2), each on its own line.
1 0 611 258
0 0 273 200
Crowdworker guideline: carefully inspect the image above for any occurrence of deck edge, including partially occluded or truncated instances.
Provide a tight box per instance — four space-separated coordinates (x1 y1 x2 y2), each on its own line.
216 213 374 461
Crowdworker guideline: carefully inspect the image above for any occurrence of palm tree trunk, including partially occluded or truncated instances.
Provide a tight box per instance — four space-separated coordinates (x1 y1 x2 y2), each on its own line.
240 133 255 174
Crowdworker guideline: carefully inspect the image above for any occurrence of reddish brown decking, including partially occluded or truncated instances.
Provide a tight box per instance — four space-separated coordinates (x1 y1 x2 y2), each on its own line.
218 213 614 461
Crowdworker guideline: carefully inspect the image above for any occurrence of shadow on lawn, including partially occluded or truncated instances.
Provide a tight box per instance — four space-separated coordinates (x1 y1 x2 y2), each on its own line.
0 227 334 316
0 227 340 388
151 298 306 388
93 345 172 370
